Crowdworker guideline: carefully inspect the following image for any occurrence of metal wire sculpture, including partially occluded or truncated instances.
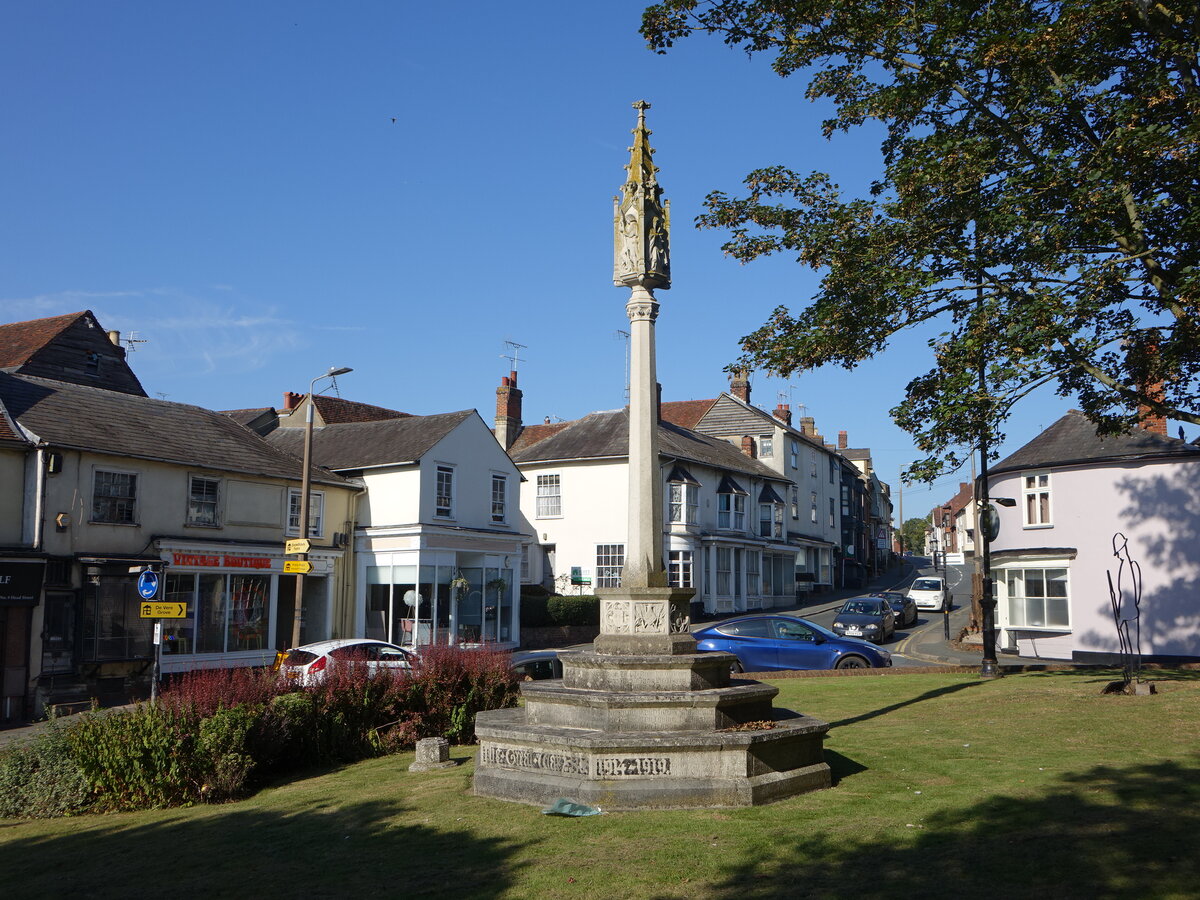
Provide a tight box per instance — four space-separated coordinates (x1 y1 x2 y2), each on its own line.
1105 532 1144 688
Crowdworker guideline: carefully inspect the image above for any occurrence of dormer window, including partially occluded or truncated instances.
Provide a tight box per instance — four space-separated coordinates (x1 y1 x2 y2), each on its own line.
666 465 699 525
716 475 747 530
759 484 785 539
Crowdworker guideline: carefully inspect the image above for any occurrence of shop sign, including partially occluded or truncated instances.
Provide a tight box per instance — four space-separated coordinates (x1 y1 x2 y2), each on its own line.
0 561 44 607
172 552 273 569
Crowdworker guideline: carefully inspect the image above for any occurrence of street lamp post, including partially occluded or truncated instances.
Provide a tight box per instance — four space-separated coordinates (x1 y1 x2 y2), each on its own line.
289 366 352 650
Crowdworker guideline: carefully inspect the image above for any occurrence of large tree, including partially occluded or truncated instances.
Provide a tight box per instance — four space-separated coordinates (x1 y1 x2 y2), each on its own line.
900 516 930 554
642 0 1199 480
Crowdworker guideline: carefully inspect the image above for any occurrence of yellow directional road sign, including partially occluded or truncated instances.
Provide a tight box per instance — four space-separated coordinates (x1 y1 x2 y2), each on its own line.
140 602 187 619
285 538 312 554
283 560 313 574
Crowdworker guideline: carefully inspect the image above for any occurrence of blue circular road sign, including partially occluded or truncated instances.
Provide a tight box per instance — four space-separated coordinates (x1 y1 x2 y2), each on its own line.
137 569 160 600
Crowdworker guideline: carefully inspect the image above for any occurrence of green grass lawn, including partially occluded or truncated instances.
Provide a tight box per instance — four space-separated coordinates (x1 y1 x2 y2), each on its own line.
3 670 1198 899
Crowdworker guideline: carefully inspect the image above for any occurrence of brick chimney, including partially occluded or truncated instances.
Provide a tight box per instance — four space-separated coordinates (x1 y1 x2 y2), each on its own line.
1136 338 1169 436
740 434 756 458
495 371 523 449
283 391 303 411
730 370 751 404
799 417 816 437
838 430 848 450
773 403 792 426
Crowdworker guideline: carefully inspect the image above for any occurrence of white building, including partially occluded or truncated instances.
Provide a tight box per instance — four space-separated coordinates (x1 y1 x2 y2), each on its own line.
675 376 841 593
506 405 799 615
265 396 525 649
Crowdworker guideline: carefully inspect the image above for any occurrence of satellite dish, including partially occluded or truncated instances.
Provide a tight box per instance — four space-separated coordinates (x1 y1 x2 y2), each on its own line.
404 590 422 607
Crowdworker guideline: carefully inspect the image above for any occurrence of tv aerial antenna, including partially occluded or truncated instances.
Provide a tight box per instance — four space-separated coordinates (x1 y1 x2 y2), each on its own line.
501 339 527 374
122 331 148 353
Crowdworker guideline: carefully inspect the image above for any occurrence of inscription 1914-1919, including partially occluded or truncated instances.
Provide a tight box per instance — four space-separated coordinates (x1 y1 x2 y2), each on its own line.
595 756 671 777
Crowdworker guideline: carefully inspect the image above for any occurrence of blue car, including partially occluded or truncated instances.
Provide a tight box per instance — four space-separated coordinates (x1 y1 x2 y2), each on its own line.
693 615 893 672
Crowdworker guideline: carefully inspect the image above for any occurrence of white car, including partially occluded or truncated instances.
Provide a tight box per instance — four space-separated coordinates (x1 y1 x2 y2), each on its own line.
907 576 950 612
278 638 413 686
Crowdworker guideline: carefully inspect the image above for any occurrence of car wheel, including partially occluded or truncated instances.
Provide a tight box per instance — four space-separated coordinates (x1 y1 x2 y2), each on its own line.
730 659 744 674
835 655 869 669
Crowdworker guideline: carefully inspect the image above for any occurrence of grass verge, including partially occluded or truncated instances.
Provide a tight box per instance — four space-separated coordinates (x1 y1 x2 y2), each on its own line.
3 669 1197 899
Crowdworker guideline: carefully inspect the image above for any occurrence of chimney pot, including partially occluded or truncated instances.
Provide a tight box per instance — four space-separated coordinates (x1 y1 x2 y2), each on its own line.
107 330 121 346
773 403 792 426
283 391 303 411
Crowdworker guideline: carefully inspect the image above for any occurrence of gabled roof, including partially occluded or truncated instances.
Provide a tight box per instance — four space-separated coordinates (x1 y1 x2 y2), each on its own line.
0 311 84 369
267 410 475 470
509 407 783 480
992 409 1200 474
0 373 346 486
0 310 146 396
310 394 410 424
660 399 717 430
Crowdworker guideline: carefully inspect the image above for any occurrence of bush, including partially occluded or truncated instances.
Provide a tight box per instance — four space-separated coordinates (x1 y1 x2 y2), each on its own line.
521 594 600 627
13 645 520 816
392 644 519 744
0 722 92 819
66 704 201 811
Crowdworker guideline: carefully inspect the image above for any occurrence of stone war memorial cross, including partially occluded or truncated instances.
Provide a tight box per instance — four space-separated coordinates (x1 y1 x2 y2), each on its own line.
473 102 833 809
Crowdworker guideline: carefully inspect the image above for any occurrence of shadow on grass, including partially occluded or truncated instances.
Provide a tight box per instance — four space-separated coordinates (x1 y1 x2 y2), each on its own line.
0 795 531 898
828 680 984 729
705 757 1200 899
1021 667 1200 683
823 750 868 785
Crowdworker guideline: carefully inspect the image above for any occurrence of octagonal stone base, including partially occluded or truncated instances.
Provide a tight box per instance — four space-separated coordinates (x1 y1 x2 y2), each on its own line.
473 708 831 810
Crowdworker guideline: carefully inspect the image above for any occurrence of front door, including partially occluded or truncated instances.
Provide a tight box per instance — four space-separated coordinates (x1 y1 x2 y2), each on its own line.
40 591 76 675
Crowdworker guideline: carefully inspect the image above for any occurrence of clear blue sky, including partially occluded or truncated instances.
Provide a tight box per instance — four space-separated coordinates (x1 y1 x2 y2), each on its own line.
5 1 1173 518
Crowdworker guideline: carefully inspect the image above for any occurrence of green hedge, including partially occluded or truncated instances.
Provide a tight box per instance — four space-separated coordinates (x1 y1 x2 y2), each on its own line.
0 645 519 818
521 594 600 627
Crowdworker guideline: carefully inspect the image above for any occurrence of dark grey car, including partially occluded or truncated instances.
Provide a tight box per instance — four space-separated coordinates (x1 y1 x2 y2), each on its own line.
869 591 918 628
831 597 896 644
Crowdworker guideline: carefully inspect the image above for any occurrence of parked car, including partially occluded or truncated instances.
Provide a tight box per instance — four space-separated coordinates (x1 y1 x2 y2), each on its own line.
831 597 896 644
868 591 918 628
908 576 950 612
278 638 414 686
694 615 892 671
511 649 564 680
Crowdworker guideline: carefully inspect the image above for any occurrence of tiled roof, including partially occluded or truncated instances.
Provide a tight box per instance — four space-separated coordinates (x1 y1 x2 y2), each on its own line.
222 407 276 426
267 410 474 470
509 407 783 479
0 311 85 369
992 409 1200 474
311 394 410 424
660 399 717 429
506 421 573 454
0 373 347 485
0 397 26 444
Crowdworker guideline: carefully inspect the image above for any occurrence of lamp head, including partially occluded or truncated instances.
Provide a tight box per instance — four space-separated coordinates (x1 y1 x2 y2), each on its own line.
327 366 353 377
993 497 1017 508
